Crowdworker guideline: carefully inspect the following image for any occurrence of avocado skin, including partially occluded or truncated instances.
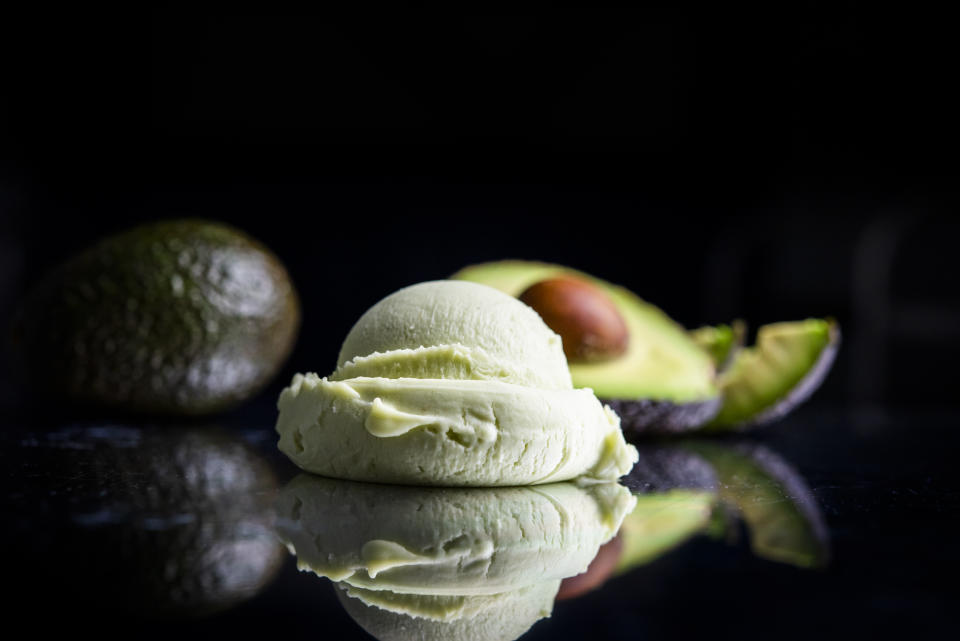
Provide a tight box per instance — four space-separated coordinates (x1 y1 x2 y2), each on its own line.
605 396 721 435
14 219 300 415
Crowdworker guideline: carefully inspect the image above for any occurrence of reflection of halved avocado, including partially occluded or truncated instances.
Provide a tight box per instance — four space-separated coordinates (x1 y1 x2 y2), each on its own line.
689 320 746 373
614 490 716 572
452 261 719 433
556 449 717 595
706 319 840 430
624 445 719 493
4 424 285 619
685 441 829 568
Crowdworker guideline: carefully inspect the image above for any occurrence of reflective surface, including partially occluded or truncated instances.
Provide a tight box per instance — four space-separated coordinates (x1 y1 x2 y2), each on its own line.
2 406 956 640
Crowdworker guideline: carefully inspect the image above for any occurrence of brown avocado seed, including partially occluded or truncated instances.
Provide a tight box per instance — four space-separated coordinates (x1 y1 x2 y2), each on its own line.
519 276 629 363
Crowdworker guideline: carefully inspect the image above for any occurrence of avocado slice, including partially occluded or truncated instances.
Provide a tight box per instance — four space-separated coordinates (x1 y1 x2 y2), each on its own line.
451 261 720 433
706 319 840 430
12 219 300 416
684 441 829 568
689 319 746 373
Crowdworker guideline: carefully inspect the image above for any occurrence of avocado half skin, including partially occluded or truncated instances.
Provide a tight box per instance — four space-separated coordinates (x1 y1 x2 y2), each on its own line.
13 219 300 416
605 396 722 435
451 260 720 434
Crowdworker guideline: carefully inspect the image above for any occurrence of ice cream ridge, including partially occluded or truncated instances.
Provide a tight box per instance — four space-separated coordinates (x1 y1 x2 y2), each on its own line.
276 280 638 486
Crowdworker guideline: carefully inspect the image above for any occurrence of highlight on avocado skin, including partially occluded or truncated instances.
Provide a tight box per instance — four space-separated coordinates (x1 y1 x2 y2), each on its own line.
13 219 300 416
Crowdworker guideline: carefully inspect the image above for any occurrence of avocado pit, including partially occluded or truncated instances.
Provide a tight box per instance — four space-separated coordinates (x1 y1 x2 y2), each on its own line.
519 276 629 363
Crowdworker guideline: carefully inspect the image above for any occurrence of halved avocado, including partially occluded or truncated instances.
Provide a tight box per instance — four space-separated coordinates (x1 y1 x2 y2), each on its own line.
706 319 840 430
689 319 746 373
451 261 720 433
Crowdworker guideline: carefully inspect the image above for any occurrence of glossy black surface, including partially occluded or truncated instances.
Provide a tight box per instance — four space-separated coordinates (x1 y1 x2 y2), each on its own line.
2 403 955 640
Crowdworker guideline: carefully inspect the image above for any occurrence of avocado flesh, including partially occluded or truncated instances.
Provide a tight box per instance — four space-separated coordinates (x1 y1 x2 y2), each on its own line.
14 219 300 415
685 442 829 569
451 261 719 428
690 319 746 373
706 319 839 430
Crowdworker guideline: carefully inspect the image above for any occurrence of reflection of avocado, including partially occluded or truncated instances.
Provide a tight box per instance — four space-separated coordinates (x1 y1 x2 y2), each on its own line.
685 441 829 568
689 320 746 373
452 260 719 433
4 424 285 619
706 319 839 430
624 446 719 493
615 490 715 572
557 452 717 598
13 220 300 415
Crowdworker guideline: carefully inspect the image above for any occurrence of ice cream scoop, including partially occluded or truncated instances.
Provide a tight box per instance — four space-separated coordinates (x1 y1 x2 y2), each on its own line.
276 281 637 486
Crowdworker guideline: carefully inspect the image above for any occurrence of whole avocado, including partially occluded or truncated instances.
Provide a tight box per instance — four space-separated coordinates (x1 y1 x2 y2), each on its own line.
15 219 300 415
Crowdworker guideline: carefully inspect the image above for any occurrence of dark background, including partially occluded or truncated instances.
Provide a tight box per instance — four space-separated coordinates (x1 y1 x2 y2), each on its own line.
1 9 958 640
1 6 957 411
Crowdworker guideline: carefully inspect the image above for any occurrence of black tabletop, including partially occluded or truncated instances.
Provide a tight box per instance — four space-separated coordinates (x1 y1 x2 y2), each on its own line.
1 402 956 641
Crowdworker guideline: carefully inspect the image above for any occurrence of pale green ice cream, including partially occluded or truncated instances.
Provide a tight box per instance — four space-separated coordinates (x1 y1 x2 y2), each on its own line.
275 475 636 595
276 280 638 486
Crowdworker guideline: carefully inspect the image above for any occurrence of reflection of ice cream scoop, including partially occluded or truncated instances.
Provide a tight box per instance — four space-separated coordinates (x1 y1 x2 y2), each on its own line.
275 474 635 595
276 281 637 486
335 582 559 641
275 474 634 641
